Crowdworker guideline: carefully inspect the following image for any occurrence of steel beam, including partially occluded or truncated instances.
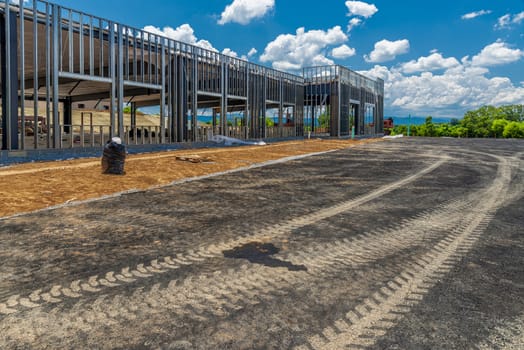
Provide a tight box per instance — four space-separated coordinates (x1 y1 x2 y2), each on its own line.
52 4 61 148
1 6 19 150
33 0 39 148
160 39 166 143
63 96 72 133
117 24 124 137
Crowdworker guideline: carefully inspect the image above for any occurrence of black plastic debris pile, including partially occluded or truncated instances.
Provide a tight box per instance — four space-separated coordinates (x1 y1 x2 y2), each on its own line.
101 137 127 175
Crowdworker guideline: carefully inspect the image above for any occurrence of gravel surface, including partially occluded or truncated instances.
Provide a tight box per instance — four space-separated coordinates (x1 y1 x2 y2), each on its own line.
0 137 522 349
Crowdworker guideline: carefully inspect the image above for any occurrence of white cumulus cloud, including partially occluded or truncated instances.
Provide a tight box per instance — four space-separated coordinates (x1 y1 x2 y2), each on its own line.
222 48 238 57
247 48 258 57
331 44 356 59
345 1 378 18
260 26 348 71
461 10 491 20
359 41 524 117
401 52 460 74
360 42 524 117
218 0 274 25
361 64 524 117
364 39 410 63
513 11 524 24
347 18 363 31
471 41 524 67
143 24 218 52
345 1 377 31
495 11 524 29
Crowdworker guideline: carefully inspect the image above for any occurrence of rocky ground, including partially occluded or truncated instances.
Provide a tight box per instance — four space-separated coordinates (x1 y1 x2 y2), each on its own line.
0 137 522 349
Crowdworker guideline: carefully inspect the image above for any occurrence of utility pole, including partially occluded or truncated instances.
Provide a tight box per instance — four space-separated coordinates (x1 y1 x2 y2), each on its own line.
407 114 411 137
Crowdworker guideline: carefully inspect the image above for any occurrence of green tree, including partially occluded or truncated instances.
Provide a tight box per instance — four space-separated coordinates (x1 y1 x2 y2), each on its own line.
436 123 452 137
265 117 275 127
491 119 508 138
451 126 468 138
503 122 524 138
449 118 460 126
499 105 524 122
318 110 331 130
460 105 500 137
424 116 436 136
391 125 407 136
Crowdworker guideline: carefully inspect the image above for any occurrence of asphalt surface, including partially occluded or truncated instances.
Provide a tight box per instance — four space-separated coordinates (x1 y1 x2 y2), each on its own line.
0 138 523 349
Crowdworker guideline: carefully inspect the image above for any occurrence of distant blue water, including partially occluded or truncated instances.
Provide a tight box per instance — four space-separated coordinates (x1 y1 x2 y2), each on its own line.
197 115 296 124
389 116 454 126
192 115 454 127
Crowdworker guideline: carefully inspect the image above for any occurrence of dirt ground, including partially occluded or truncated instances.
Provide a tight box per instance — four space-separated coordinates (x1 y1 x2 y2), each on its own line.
0 138 522 349
0 138 378 217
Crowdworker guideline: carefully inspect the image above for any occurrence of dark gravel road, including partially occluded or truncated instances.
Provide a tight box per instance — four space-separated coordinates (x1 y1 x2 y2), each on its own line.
1 138 522 349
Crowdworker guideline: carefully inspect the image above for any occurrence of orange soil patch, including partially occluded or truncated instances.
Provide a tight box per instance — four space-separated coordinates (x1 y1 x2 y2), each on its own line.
0 138 381 217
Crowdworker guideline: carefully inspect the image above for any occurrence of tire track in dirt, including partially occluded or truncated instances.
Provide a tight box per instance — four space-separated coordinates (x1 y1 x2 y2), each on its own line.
301 154 512 350
0 159 505 349
0 193 493 347
0 157 448 315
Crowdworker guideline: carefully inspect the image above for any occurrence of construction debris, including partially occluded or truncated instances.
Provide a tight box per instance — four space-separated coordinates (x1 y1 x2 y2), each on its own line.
175 155 214 163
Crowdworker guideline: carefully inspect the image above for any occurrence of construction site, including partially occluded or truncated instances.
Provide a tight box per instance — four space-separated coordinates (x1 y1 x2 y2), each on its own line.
0 0 384 161
1 2 524 349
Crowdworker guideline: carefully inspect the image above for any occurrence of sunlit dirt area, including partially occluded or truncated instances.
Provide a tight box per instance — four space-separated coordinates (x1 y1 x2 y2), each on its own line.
0 138 379 217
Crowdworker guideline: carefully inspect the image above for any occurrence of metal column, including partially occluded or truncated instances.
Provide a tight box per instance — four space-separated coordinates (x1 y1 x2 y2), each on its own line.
116 24 124 138
51 4 61 148
278 77 283 137
191 52 197 141
176 55 187 142
337 78 341 138
220 58 228 134
1 5 19 150
160 40 166 143
63 97 72 133
109 22 116 139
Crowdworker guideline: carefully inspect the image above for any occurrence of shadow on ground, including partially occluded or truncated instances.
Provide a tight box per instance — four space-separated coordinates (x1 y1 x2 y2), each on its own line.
223 242 307 272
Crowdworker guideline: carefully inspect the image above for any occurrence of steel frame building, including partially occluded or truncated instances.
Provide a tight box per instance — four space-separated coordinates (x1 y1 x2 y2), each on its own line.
1 0 383 153
303 65 384 137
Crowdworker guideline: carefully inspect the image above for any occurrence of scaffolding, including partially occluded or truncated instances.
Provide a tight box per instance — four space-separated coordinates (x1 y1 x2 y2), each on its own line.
1 0 381 153
303 65 384 137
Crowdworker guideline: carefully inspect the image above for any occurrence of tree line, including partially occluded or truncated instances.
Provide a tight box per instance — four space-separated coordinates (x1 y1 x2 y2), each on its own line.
389 105 524 138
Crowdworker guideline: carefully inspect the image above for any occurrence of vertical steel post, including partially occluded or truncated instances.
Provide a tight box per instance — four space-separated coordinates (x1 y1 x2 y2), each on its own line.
109 21 115 138
220 58 227 135
167 41 173 142
45 3 51 148
89 16 93 76
79 13 84 74
337 72 342 138
191 51 197 141
262 72 267 138
278 77 283 137
52 4 61 148
1 3 18 150
245 64 250 137
117 23 124 138
63 96 72 133
130 102 136 129
160 39 166 143
20 1 25 149
68 9 72 72
33 0 39 148
176 54 186 142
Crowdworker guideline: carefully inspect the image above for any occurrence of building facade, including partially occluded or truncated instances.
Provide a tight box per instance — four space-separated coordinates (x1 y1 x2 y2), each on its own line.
1 0 383 152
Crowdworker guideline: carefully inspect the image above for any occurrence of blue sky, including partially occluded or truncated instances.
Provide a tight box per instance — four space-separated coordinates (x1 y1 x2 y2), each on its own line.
38 0 524 118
